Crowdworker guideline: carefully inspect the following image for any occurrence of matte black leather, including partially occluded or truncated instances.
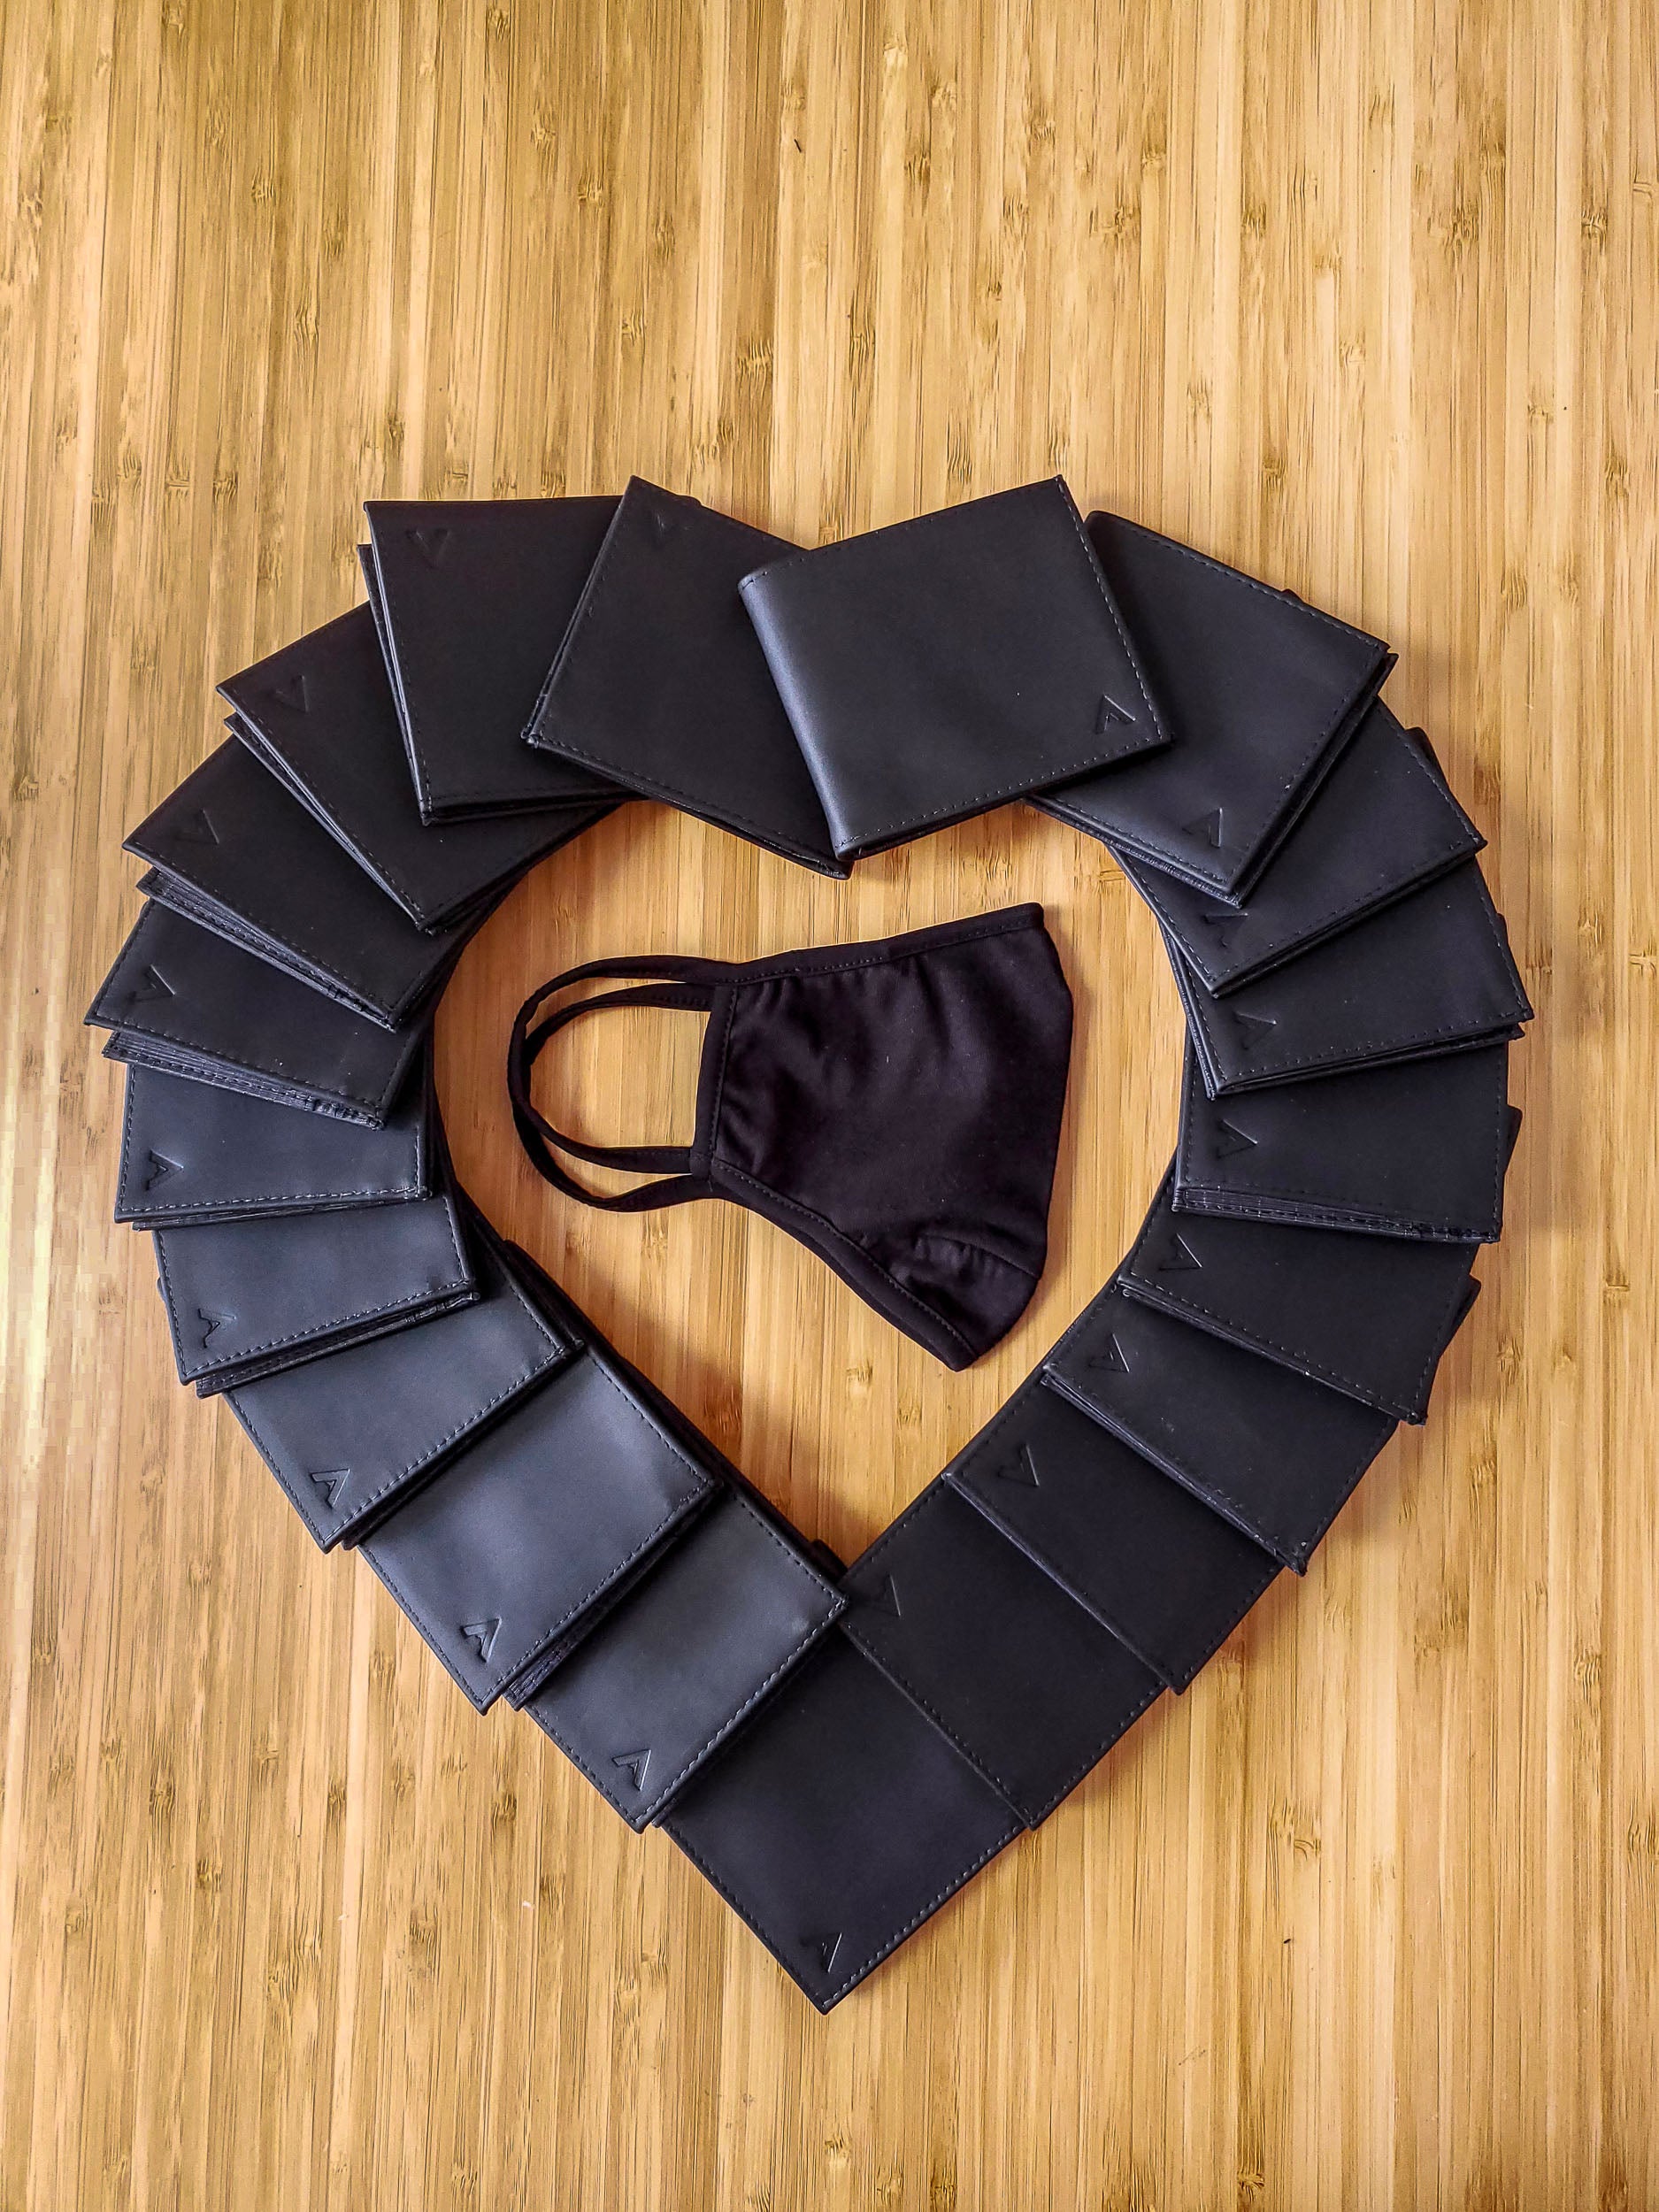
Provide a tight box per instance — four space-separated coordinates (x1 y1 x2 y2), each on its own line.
361 497 622 820
840 1477 1163 1825
1173 1037 1518 1242
662 1632 1023 2012
1114 704 1485 993
1166 860 1532 1095
152 1193 476 1395
1031 512 1390 899
525 1486 844 1828
359 1342 716 1711
523 479 845 873
946 1370 1281 1691
87 902 428 1125
1043 1286 1398 1572
127 739 472 1027
220 603 611 928
1119 1168 1479 1422
115 1058 431 1225
227 1230 575 1548
739 480 1167 858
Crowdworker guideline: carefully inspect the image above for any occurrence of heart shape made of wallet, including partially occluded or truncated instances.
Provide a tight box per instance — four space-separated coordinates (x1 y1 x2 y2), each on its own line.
88 479 1532 2010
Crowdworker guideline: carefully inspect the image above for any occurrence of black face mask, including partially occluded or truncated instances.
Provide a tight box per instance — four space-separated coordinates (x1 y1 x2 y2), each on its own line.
508 906 1073 1369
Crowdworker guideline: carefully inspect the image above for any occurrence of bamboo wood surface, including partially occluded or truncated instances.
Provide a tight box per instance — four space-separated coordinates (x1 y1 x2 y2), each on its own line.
3 0 1655 2204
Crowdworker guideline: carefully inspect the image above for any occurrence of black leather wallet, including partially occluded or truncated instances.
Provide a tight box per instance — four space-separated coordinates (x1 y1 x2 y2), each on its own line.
524 1486 844 1829
662 1632 1023 2012
220 604 611 930
1166 860 1532 1095
739 479 1168 859
227 1228 575 1548
523 480 846 873
840 1477 1163 1826
358 1341 716 1711
1114 704 1486 993
1043 1286 1398 1572
1120 1167 1479 1423
127 739 472 1028
152 1192 476 1395
115 1057 432 1226
1031 513 1390 900
360 498 622 820
947 1371 1280 1691
87 903 428 1125
1173 1040 1519 1242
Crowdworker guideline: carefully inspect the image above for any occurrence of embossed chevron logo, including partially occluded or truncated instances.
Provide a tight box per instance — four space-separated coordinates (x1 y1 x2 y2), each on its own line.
269 672 309 713
142 1150 181 1190
649 506 677 546
995 1443 1040 1486
1155 1233 1202 1272
408 525 452 569
1197 908 1240 946
1095 693 1136 731
611 1748 651 1793
460 1617 501 1663
307 1469 349 1510
1232 1009 1278 1050
803 1932 842 1975
1183 808 1225 849
196 1309 234 1347
868 1575 902 1618
173 807 218 845
128 964 173 1004
1212 1118 1258 1158
1087 1332 1130 1374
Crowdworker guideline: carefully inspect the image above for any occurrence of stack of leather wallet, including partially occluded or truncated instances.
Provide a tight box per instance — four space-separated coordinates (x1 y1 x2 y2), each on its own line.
88 477 1531 2011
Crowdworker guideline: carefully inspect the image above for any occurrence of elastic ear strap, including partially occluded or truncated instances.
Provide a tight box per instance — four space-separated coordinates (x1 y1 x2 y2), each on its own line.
508 959 722 1211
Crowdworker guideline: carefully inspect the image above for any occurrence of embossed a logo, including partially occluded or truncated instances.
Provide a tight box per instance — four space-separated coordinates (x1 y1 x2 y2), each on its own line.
128 964 173 1005
307 1469 349 1510
1095 693 1136 732
1155 1233 1202 1272
803 1932 842 1975
1087 1332 1130 1375
868 1575 902 1617
611 1748 652 1793
1183 808 1225 849
408 526 452 569
1212 1118 1258 1159
1232 1009 1278 1051
1197 908 1240 947
173 807 219 845
995 1443 1040 1486
197 1309 234 1347
460 1617 501 1664
142 1150 182 1190
269 672 309 714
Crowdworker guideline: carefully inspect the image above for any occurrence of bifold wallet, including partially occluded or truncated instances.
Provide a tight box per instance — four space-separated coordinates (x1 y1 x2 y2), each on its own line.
662 1631 1025 2013
1044 1286 1398 1572
1166 860 1533 1095
87 902 428 1125
221 603 611 930
523 479 846 874
358 1339 718 1710
127 739 472 1028
227 1225 575 1549
115 1057 432 1226
1173 1041 1521 1243
946 1371 1280 1692
525 1485 844 1829
1119 1167 1479 1423
738 478 1168 859
1032 512 1390 902
152 1192 476 1394
1115 704 1486 994
361 497 622 821
840 1476 1163 1827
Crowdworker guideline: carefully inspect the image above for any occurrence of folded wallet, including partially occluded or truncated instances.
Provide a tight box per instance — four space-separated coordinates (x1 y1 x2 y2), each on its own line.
739 479 1167 858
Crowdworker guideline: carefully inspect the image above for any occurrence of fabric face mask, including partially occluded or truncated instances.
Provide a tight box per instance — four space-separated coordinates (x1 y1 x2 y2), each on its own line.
507 905 1074 1369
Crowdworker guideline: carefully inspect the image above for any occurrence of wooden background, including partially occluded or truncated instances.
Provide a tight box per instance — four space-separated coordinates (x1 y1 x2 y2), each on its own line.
2 0 1655 2203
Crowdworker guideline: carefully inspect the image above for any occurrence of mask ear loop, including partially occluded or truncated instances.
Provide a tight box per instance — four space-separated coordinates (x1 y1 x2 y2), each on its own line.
507 954 730 1211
